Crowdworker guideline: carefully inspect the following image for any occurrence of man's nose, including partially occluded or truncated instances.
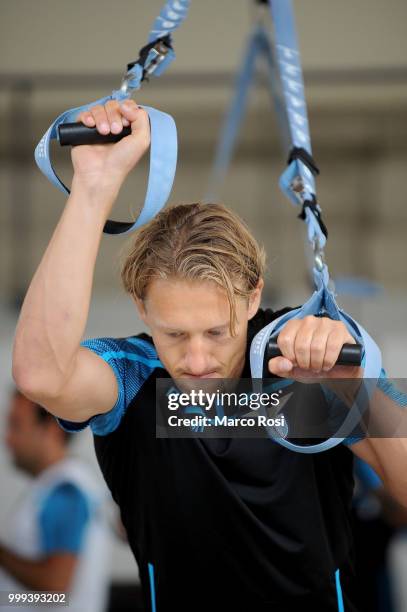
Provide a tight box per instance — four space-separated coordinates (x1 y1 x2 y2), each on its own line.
184 337 211 375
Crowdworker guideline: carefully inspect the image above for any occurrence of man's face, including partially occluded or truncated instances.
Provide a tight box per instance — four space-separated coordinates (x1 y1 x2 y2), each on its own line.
135 277 263 383
5 394 46 475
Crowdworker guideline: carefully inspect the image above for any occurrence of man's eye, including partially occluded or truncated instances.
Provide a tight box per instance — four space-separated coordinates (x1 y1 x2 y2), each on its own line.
167 332 183 338
208 330 223 337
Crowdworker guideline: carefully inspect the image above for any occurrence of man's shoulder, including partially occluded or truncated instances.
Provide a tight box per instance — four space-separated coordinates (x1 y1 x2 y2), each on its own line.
80 332 163 411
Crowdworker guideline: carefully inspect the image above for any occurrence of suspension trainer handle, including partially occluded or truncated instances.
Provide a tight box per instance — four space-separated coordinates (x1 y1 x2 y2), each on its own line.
265 339 363 368
34 0 191 235
58 123 132 147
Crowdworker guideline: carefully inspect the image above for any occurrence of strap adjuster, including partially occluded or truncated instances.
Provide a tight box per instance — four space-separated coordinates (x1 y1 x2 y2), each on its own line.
288 146 320 176
298 195 328 240
128 36 173 80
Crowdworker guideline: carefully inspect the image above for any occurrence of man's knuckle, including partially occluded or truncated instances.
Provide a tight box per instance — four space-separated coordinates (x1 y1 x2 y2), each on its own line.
278 334 292 350
303 315 316 324
312 341 326 354
295 341 309 354
328 331 342 344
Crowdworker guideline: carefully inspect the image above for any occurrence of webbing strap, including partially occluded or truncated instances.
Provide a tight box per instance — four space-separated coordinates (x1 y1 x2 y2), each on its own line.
265 0 383 437
268 0 330 286
216 1 383 453
206 24 292 200
124 0 191 90
207 1 327 268
148 0 190 42
34 95 177 235
34 0 190 234
203 1 382 454
250 276 382 453
207 26 274 198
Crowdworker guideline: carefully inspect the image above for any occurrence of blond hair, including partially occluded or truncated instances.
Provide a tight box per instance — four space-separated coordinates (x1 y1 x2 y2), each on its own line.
120 202 266 335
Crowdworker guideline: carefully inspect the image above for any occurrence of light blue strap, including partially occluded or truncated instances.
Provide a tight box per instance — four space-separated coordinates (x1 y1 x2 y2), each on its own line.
34 91 177 235
206 26 270 198
205 0 382 454
248 1 382 454
206 24 291 200
124 0 190 90
34 0 191 234
269 0 312 153
250 281 382 454
268 0 326 251
148 0 190 42
206 1 326 253
261 26 291 153
278 157 326 249
268 0 314 178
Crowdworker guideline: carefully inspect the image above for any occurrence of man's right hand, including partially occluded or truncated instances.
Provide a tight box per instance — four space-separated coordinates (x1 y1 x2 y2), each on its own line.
13 101 151 424
72 99 151 193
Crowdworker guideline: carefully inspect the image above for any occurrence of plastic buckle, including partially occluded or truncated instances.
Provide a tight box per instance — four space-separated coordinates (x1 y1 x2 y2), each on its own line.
288 147 320 177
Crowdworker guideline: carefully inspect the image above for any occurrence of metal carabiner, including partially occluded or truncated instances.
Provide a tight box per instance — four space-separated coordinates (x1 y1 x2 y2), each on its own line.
312 238 325 272
143 40 171 78
119 40 171 95
120 72 136 95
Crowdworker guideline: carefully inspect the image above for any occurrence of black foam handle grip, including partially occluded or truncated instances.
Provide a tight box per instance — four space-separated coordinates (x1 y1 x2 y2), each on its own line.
266 340 363 366
58 123 132 146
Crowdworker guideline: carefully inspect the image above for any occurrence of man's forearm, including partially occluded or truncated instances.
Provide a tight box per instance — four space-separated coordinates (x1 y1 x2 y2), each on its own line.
364 437 407 508
12 178 119 398
352 385 407 508
0 545 76 591
366 384 407 507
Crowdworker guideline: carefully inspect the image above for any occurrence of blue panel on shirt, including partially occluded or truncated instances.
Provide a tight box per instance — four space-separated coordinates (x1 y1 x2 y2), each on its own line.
57 336 163 436
39 483 90 555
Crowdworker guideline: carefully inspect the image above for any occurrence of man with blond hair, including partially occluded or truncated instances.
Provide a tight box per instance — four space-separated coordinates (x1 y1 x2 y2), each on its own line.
13 99 407 611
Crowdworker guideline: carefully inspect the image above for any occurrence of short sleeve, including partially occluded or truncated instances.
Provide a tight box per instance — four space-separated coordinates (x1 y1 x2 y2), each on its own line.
57 336 162 436
39 483 90 555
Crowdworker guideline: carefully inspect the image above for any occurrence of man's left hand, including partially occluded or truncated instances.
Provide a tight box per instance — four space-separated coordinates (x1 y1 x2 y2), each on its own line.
268 315 363 380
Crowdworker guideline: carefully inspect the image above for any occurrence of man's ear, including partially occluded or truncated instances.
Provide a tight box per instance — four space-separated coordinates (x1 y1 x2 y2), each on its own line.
248 278 264 320
133 297 147 322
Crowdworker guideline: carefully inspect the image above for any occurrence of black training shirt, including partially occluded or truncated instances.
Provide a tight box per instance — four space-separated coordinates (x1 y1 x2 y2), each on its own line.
59 307 361 611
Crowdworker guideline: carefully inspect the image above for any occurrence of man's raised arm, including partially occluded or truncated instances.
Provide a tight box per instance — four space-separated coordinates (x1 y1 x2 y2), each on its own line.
12 99 150 422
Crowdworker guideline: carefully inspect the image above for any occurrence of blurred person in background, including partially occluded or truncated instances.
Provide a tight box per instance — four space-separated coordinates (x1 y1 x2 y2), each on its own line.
388 520 407 612
0 389 111 612
352 457 407 612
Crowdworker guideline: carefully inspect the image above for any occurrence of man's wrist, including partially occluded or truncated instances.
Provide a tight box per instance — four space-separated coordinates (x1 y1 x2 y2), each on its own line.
71 174 123 208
